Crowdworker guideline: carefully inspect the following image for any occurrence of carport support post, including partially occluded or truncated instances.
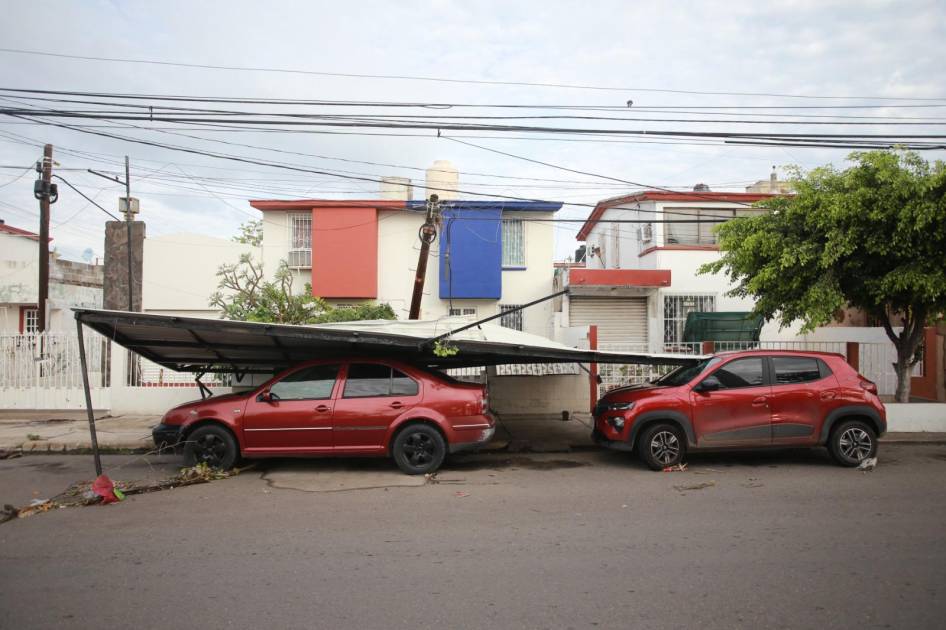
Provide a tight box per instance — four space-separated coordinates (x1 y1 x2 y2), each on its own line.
589 325 598 413
76 318 103 476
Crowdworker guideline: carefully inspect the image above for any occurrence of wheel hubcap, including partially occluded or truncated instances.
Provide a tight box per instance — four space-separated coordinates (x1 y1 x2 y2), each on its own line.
839 427 872 461
650 431 680 465
194 435 226 466
402 432 436 467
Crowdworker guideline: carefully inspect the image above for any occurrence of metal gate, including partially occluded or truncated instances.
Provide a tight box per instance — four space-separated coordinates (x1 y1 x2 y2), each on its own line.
569 296 648 345
0 332 111 410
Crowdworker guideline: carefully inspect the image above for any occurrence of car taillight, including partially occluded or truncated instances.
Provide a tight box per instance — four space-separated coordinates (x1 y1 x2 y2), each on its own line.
481 389 489 413
859 380 878 394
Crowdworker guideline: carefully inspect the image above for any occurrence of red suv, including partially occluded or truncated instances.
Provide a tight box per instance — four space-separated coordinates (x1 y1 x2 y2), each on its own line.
592 351 886 470
152 359 494 475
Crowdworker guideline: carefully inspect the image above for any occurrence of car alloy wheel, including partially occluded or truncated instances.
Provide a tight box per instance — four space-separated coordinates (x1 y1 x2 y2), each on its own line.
192 433 228 467
838 427 872 461
401 432 435 467
650 430 680 466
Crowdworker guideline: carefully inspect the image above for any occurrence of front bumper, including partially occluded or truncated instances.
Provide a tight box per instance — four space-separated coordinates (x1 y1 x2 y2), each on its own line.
152 423 183 450
591 428 635 452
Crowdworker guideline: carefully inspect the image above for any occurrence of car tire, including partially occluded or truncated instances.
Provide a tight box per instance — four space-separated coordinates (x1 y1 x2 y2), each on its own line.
183 425 239 470
392 423 446 475
828 419 877 467
638 423 687 471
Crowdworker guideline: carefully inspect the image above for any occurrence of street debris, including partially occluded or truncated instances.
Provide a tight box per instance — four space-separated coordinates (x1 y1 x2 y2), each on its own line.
0 449 23 460
454 491 470 498
741 478 765 488
4 462 247 522
673 481 715 492
662 463 688 472
858 457 878 472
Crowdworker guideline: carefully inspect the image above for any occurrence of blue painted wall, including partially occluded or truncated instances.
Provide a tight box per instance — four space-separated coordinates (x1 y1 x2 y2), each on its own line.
439 207 503 299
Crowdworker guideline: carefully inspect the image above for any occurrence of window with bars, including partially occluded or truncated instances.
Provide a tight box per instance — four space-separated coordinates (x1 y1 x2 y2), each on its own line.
500 304 523 331
21 307 38 334
663 294 716 344
502 219 525 267
449 307 477 317
664 207 763 246
288 213 312 268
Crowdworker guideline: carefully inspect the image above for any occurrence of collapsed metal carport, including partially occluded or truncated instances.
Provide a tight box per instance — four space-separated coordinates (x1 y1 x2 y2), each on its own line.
73 308 704 474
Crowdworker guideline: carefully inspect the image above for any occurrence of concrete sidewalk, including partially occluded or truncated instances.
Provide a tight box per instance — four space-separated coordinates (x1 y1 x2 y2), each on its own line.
1 410 944 454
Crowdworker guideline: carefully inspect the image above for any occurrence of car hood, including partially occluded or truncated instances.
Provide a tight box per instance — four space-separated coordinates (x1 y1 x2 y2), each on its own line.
601 383 678 403
168 391 251 412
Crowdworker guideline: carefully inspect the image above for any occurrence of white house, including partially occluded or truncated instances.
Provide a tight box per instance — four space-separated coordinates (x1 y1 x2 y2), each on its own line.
558 188 797 350
0 219 103 334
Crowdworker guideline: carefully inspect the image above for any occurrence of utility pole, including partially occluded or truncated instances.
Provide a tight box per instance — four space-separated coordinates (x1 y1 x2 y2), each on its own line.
409 194 441 320
33 144 57 332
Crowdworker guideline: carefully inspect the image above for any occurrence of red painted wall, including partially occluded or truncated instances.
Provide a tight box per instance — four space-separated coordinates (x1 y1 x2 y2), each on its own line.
311 207 378 298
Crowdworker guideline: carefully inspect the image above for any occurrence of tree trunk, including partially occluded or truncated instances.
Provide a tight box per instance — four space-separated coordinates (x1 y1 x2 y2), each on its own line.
893 358 912 403
883 307 927 404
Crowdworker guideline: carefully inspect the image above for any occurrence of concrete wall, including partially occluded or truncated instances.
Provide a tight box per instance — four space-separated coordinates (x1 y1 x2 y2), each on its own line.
142 233 257 316
886 404 946 432
488 373 589 416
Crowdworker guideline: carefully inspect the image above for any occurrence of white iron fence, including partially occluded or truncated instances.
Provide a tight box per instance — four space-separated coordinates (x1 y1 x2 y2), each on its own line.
0 332 111 409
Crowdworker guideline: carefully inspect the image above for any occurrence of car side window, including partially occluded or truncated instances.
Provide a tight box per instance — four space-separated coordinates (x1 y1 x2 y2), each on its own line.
270 364 339 400
709 357 765 389
772 357 824 384
343 364 419 398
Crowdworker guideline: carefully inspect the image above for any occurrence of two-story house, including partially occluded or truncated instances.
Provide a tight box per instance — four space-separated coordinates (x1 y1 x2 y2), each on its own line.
558 187 791 350
249 162 563 339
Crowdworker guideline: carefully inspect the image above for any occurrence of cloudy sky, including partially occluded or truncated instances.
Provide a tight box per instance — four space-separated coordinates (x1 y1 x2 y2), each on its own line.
0 0 944 263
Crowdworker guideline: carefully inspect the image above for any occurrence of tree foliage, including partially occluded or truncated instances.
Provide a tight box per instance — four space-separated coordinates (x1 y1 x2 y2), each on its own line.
701 149 946 401
232 219 263 246
209 254 396 325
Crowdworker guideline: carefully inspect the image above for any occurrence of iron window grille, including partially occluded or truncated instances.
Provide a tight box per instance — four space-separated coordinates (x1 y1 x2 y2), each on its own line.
287 213 312 268
663 294 716 345
499 304 524 331
502 219 525 267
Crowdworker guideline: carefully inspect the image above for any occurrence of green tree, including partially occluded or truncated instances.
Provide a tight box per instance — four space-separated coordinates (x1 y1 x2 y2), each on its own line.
209 254 396 325
701 150 946 402
233 219 263 246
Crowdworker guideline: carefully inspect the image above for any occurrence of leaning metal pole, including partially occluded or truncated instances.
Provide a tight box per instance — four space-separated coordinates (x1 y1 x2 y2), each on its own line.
75 316 103 476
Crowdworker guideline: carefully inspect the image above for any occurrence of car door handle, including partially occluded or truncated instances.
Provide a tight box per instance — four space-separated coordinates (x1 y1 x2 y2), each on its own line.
314 404 331 412
752 396 768 407
389 401 404 409
820 391 836 400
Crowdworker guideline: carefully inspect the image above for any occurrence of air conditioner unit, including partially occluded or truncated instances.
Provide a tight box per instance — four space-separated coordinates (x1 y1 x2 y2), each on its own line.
641 223 653 243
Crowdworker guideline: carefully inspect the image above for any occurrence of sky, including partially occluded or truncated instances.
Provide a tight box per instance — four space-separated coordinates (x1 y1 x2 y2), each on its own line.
0 0 944 263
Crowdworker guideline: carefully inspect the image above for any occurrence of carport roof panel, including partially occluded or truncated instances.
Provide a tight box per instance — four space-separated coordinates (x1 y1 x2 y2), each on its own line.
73 309 704 373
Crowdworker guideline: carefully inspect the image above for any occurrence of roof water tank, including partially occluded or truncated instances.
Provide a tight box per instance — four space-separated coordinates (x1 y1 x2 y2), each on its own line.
425 160 459 201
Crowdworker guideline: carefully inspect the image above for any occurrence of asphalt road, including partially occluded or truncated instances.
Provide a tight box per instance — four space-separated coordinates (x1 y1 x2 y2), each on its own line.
2 445 945 630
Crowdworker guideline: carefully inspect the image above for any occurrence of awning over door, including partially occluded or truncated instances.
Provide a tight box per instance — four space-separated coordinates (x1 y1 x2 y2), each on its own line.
569 296 648 346
73 308 701 375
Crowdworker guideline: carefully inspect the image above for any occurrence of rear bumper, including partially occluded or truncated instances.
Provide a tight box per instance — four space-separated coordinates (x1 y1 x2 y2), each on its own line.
152 423 183 449
591 428 635 452
449 420 496 454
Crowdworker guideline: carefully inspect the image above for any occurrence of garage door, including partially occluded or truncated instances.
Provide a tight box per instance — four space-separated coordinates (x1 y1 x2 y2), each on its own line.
569 297 648 346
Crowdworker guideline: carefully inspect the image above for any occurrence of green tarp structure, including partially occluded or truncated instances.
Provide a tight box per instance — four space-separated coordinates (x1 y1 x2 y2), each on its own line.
682 312 764 343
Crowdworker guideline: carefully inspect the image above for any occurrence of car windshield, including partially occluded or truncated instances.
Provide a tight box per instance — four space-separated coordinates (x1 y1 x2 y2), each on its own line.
652 357 720 387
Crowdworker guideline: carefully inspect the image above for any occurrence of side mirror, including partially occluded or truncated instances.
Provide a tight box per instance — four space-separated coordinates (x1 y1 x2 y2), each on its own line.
695 376 721 393
256 388 273 403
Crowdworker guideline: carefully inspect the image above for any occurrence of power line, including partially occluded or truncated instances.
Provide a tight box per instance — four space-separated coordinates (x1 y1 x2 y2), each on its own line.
2 49 945 101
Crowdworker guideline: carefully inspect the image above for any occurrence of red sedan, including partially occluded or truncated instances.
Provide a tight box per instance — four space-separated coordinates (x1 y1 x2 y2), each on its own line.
152 359 495 474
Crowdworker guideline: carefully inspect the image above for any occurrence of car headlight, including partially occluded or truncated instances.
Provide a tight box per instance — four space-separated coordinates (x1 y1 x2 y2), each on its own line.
606 401 635 411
